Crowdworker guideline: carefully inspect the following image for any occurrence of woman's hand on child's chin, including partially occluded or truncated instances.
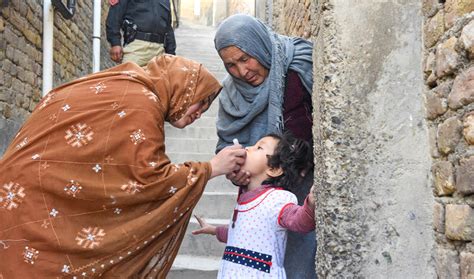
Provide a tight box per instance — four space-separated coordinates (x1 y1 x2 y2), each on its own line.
210 145 246 179
192 215 217 235
226 169 251 186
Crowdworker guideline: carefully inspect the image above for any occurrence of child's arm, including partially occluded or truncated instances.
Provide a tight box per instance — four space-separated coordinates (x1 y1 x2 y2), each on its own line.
278 185 316 233
192 215 228 243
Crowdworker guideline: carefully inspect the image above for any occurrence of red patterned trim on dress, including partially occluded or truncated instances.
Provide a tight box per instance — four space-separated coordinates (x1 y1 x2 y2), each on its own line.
277 202 296 227
238 187 283 205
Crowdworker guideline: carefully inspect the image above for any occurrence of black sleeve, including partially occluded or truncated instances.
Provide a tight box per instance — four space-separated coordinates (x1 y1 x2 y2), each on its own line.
164 27 176 55
105 0 129 47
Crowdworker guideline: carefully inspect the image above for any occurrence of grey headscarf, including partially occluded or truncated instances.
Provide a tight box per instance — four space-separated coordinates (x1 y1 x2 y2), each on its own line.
215 14 313 152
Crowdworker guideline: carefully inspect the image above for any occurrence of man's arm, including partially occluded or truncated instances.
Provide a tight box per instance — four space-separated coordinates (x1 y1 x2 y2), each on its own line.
105 0 129 47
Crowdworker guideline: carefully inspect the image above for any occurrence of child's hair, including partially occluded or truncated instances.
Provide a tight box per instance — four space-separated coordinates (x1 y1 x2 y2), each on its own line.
262 132 314 192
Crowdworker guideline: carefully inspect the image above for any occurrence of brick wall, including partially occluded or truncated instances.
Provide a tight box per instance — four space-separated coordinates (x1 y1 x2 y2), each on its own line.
270 0 311 39
0 1 115 154
423 0 474 277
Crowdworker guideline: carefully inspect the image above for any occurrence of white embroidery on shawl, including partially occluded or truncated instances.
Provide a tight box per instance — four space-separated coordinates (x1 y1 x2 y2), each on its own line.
92 164 102 173
121 70 138 77
186 168 198 186
65 123 94 148
23 246 39 264
149 161 157 167
118 110 126 118
15 137 28 150
75 227 106 249
62 104 71 111
0 239 28 249
38 92 56 110
90 81 107 94
121 180 144 194
105 155 114 163
0 182 26 211
41 161 50 169
49 208 59 217
41 220 50 229
130 129 146 145
114 208 122 215
62 264 71 273
110 195 117 205
169 186 177 194
31 154 40 160
111 102 119 110
142 88 158 103
64 180 83 197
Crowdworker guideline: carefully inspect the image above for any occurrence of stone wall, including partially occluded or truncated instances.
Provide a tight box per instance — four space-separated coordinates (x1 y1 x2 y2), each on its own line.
312 0 434 277
0 1 115 155
423 0 474 277
270 0 311 39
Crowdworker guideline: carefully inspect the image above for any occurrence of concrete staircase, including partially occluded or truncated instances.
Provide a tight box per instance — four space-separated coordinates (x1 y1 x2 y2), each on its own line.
165 21 236 278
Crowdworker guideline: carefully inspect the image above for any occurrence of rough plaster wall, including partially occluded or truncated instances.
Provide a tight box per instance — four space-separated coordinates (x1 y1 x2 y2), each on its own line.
313 0 435 277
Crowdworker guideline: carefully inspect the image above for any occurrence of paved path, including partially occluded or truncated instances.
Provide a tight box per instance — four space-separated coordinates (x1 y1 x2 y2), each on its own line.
165 21 235 279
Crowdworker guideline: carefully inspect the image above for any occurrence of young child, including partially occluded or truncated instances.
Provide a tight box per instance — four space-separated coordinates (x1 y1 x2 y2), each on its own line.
192 133 316 278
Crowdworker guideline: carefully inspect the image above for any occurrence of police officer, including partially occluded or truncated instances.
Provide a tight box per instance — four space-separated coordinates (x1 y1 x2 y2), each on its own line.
106 0 177 66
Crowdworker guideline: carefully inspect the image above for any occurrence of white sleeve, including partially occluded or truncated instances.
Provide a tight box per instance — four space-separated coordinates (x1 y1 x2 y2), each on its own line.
267 190 297 229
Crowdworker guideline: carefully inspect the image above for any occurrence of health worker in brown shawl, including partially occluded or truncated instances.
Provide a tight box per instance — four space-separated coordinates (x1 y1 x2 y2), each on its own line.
0 55 246 278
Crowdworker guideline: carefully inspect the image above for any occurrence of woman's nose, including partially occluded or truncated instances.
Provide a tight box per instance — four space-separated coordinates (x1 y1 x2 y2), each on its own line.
237 64 248 78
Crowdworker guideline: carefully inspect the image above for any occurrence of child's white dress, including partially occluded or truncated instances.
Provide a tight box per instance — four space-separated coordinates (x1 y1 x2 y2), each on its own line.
217 187 298 278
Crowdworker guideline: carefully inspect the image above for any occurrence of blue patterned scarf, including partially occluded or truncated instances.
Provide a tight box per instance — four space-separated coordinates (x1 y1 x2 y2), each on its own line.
214 14 313 152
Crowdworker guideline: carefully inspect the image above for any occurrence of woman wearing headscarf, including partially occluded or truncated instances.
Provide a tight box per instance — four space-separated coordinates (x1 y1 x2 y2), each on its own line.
214 14 316 278
0 55 246 278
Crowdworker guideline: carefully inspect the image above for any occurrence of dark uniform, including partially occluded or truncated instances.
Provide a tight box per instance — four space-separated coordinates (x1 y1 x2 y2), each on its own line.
106 0 176 61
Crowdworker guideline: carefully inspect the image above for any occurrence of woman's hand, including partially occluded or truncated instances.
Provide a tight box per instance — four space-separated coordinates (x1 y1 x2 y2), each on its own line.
209 145 246 179
192 215 216 235
226 169 251 186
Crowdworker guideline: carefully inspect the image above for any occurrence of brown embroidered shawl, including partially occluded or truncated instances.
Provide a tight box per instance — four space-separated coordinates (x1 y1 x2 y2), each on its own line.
0 55 222 278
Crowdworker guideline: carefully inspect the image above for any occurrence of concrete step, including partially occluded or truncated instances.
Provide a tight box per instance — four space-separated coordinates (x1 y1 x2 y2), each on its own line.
204 175 238 192
166 152 213 163
168 255 220 279
193 191 237 219
165 125 217 140
178 217 228 257
165 138 217 154
167 269 217 279
171 20 233 277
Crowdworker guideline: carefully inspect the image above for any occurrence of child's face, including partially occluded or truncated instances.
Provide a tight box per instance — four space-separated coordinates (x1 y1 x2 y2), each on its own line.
242 136 279 176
